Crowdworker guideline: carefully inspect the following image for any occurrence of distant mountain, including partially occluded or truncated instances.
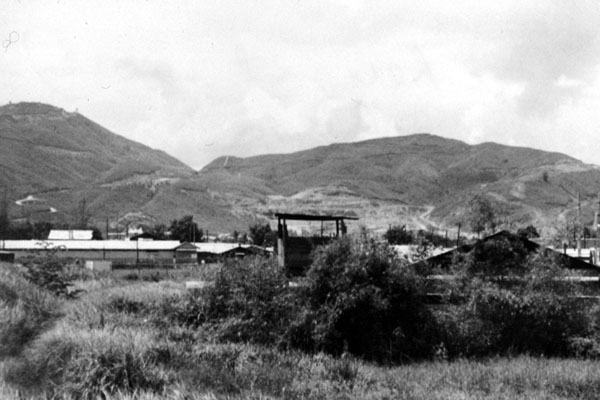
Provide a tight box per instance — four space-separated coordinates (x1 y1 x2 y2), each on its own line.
199 134 600 236
0 102 191 193
0 102 245 231
4 102 600 237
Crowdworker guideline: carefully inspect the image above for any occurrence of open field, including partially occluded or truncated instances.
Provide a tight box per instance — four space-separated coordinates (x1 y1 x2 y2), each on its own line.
4 345 600 399
107 263 221 282
2 254 600 400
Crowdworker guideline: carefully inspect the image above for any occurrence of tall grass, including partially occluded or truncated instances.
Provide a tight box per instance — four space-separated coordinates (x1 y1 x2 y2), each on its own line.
0 263 62 358
4 252 600 399
5 322 170 399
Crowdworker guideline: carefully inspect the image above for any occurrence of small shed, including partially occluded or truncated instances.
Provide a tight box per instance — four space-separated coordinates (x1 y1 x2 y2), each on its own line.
85 260 112 272
175 242 198 265
275 213 358 275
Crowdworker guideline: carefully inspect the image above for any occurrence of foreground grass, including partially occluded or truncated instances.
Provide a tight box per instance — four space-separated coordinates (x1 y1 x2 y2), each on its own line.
3 268 600 399
4 355 600 399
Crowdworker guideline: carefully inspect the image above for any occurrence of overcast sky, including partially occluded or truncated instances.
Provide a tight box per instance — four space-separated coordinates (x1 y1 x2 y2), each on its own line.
2 1 600 169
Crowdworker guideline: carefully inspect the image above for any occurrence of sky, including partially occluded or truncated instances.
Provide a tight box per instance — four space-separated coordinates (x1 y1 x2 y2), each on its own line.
2 0 600 170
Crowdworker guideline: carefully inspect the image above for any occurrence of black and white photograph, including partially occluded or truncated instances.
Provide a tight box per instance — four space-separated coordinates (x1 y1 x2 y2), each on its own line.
2 1 600 398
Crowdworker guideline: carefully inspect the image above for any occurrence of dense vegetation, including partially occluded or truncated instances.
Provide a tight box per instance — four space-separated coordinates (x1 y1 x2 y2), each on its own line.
3 231 600 398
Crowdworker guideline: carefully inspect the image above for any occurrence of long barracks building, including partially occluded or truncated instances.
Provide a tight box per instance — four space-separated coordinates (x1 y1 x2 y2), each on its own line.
0 240 269 266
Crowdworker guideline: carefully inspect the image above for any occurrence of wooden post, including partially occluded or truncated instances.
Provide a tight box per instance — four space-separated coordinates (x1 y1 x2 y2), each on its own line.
577 192 581 253
277 217 285 268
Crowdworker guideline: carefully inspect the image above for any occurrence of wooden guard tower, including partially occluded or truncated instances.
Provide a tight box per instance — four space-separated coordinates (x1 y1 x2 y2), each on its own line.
275 213 358 275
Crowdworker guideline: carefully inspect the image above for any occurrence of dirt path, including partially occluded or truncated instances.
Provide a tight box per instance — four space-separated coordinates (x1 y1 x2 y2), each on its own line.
412 205 435 230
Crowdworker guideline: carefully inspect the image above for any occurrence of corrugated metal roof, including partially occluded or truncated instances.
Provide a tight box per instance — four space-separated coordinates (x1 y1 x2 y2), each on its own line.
0 240 269 255
0 240 181 251
194 243 244 254
48 230 94 240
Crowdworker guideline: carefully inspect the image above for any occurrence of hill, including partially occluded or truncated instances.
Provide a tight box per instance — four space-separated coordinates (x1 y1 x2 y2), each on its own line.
199 134 600 237
4 101 600 237
0 102 192 193
0 102 258 232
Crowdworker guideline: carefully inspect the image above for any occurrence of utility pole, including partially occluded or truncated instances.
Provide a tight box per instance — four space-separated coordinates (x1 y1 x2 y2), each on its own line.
577 192 581 231
577 192 582 255
595 192 600 236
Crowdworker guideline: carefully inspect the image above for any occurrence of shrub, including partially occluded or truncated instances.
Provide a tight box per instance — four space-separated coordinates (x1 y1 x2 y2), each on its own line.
20 252 82 298
294 234 439 363
384 224 413 245
4 325 168 399
443 252 590 357
170 343 298 397
181 257 298 346
455 234 531 278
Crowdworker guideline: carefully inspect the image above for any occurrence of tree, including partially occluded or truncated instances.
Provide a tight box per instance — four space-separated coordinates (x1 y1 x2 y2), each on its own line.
467 194 496 237
0 190 10 239
91 227 103 240
32 222 53 240
169 215 203 242
148 223 168 240
297 235 437 362
383 224 413 245
72 198 91 229
517 225 540 239
248 223 275 246
552 217 578 247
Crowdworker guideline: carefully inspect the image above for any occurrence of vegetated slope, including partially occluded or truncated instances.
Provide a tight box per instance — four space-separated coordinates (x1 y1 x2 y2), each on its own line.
0 102 279 232
0 102 191 193
200 134 600 235
0 102 203 227
5 101 600 236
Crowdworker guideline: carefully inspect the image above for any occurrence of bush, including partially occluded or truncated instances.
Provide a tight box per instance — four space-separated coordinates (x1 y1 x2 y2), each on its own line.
294 234 439 363
455 234 531 277
384 224 413 245
179 344 298 397
0 264 61 358
179 257 298 346
442 252 590 357
21 252 82 298
4 325 168 399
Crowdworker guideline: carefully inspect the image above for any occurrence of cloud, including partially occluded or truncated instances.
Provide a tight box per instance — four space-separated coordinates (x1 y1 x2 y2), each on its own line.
3 0 600 169
491 1 600 116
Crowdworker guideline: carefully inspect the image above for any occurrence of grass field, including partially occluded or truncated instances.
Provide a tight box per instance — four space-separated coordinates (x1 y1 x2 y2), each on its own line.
4 348 600 399
3 261 600 399
108 263 221 282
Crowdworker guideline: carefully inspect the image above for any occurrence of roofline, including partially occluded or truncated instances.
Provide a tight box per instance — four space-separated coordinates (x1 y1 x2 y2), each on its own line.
275 213 359 221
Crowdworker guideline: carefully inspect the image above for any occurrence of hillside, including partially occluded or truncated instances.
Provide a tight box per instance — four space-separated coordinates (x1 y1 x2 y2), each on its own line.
0 102 254 231
4 102 600 237
199 134 600 236
0 102 192 193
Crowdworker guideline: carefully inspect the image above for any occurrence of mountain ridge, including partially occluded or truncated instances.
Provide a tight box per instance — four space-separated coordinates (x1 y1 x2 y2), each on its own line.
3 101 600 236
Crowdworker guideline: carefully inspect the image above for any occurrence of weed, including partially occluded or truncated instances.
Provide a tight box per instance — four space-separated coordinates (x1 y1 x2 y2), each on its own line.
0 264 61 358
